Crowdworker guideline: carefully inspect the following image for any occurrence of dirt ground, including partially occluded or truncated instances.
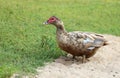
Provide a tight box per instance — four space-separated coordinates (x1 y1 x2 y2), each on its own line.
12 34 120 78
34 34 120 78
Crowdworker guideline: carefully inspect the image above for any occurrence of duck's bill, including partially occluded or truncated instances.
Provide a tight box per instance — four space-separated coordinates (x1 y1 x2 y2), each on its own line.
43 21 48 24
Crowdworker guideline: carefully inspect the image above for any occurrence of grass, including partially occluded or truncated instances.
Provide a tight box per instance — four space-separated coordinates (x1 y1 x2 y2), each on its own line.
0 0 120 77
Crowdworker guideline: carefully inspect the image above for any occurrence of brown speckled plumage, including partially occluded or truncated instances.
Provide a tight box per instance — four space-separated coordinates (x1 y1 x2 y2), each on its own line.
44 16 108 63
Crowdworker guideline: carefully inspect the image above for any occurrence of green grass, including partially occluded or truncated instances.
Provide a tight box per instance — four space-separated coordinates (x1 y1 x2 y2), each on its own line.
0 0 120 77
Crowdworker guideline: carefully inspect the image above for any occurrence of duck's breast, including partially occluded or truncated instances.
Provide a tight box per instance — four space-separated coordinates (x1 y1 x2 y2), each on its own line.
56 33 84 56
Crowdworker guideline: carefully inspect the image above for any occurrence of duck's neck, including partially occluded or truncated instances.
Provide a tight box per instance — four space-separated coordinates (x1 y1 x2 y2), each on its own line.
56 24 65 31
55 24 67 34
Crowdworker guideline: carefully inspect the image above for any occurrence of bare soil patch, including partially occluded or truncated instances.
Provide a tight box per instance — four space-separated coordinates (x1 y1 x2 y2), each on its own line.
35 35 120 78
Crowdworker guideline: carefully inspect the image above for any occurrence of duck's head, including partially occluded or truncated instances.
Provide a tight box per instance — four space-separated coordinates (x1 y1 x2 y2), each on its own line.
43 16 64 27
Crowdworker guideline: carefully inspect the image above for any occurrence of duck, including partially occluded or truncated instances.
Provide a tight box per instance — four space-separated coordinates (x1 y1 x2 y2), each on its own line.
43 16 108 63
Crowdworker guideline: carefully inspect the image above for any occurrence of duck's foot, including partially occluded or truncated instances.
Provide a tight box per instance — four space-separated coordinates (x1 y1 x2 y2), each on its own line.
64 55 76 61
65 55 90 63
64 57 72 61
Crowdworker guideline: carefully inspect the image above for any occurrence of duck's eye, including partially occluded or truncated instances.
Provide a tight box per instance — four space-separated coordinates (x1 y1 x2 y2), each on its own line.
51 18 55 20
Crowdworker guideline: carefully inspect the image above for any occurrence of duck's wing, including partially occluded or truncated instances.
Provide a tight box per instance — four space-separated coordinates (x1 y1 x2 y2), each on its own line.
68 31 108 51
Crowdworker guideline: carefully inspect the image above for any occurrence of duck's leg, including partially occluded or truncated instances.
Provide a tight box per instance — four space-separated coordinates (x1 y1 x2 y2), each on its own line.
72 55 75 59
82 55 86 63
72 55 76 61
